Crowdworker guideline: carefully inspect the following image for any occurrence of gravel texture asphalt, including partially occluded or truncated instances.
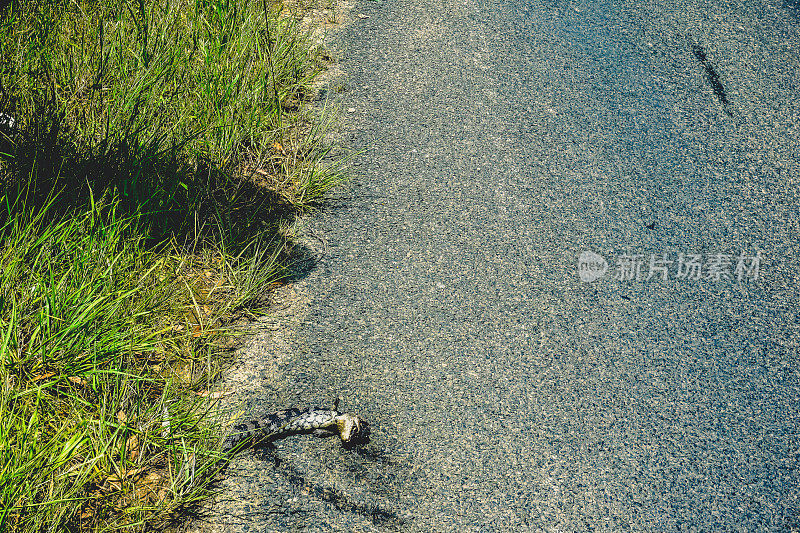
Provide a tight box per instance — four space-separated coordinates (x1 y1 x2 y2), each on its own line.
187 0 800 531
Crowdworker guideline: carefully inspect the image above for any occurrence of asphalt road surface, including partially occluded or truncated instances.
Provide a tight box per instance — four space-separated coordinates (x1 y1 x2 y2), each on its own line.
191 0 800 530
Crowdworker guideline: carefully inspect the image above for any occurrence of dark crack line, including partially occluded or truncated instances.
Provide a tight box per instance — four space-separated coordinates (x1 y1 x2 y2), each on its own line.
692 43 733 117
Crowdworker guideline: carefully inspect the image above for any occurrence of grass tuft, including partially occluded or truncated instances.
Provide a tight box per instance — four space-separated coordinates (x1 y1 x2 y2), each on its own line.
0 0 347 530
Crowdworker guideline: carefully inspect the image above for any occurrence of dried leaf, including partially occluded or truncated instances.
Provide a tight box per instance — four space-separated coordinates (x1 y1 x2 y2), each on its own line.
126 434 139 461
104 478 122 492
196 390 231 399
107 466 145 483
161 406 170 438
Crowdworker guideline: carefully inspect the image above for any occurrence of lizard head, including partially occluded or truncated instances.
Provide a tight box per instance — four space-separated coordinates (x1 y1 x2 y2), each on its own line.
335 413 370 446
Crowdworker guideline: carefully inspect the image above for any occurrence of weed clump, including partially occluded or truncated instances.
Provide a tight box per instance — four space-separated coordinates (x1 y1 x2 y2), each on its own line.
0 0 346 530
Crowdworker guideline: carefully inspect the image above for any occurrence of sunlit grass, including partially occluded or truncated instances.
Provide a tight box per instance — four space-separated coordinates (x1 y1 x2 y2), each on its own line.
0 189 287 531
0 0 347 529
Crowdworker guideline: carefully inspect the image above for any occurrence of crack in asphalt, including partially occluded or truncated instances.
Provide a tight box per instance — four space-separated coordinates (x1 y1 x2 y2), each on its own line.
691 41 734 117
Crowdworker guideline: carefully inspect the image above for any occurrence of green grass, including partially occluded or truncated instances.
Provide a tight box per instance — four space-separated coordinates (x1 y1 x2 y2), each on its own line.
0 0 345 225
0 0 347 530
0 192 226 530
